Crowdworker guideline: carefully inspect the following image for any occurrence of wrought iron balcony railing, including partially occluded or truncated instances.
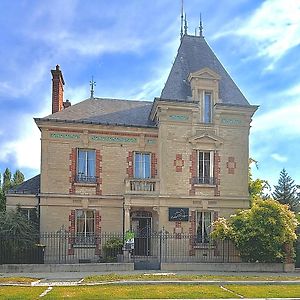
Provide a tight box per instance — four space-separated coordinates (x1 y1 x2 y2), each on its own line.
76 174 97 183
193 176 216 185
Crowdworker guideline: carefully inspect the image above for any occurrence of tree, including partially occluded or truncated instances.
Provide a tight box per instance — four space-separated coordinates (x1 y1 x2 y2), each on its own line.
248 159 270 205
2 167 12 192
12 170 25 187
273 169 299 212
0 173 5 212
211 199 298 263
0 168 25 212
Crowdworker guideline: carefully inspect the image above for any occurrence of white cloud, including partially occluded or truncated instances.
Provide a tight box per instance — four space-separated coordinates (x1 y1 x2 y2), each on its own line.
216 0 300 68
271 153 288 163
0 59 50 99
252 99 300 137
0 117 40 170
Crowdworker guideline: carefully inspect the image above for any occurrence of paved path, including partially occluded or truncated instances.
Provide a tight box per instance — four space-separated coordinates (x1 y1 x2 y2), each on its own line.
1 270 300 281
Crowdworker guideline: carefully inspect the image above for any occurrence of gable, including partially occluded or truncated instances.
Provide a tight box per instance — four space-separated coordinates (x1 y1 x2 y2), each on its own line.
188 67 221 81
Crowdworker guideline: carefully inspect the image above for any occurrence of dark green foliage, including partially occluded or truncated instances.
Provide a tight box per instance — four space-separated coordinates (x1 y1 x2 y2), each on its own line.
0 209 39 263
2 168 12 192
212 199 298 263
0 168 25 212
12 170 25 187
102 238 123 262
273 169 299 212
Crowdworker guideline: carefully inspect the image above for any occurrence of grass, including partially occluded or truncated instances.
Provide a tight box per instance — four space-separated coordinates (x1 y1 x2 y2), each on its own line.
83 273 300 283
44 285 233 299
226 284 300 298
0 286 45 300
0 277 37 284
1 284 300 299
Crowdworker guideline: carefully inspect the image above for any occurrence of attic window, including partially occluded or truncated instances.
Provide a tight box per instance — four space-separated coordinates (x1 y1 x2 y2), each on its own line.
203 92 212 123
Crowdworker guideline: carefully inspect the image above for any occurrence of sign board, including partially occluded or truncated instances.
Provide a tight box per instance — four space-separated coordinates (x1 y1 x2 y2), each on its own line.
168 208 189 221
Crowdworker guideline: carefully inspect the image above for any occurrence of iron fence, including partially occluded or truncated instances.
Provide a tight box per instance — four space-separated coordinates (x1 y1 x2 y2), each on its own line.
0 232 240 265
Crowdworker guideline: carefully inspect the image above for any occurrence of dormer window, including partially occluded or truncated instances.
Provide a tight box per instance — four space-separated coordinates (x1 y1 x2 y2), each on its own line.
203 92 212 123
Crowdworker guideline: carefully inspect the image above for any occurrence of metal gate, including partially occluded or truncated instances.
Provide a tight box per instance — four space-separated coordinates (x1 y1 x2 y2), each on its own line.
132 232 161 270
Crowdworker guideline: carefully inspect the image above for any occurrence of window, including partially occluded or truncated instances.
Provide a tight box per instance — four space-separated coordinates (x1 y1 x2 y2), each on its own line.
196 211 212 244
197 151 214 185
76 210 95 244
134 152 151 179
203 92 212 123
19 208 38 223
77 149 96 183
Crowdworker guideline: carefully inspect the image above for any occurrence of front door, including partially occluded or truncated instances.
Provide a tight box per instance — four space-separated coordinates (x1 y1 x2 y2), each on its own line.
131 216 151 256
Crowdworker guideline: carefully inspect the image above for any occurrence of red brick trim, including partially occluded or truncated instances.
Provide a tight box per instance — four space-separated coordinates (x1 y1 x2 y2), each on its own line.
68 210 75 255
173 221 183 239
151 153 158 178
144 134 158 138
189 150 197 195
226 156 237 174
174 154 184 172
69 148 77 194
189 211 196 256
96 150 102 195
214 151 221 196
95 211 102 255
49 128 83 133
126 151 134 178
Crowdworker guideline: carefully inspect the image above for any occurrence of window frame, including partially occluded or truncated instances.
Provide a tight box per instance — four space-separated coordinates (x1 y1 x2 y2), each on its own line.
203 91 213 123
196 150 214 185
76 148 96 183
133 152 151 179
196 211 213 244
19 207 36 222
75 209 95 245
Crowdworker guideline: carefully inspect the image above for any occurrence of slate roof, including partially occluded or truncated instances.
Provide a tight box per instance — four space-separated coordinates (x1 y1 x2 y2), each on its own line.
39 98 156 127
161 34 250 106
8 174 40 195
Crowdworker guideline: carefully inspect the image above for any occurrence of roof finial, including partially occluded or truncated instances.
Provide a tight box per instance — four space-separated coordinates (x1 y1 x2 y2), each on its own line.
184 13 188 35
180 0 184 40
199 13 203 37
90 76 96 99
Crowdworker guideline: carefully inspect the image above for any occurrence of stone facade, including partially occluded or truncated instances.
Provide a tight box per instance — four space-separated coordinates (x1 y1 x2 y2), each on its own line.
6 33 257 258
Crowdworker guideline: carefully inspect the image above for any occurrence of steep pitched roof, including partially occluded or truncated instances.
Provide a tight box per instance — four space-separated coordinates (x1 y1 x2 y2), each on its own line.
161 34 250 106
8 174 40 195
39 98 156 128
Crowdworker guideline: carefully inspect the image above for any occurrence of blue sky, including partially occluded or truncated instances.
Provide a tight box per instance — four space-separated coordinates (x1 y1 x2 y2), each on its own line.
0 0 299 188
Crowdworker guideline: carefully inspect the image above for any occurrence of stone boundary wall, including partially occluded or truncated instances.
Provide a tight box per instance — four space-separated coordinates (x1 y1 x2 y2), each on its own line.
0 263 134 273
161 262 295 273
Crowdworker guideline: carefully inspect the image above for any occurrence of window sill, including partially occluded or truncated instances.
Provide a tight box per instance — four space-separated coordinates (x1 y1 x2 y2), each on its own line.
193 183 216 188
74 182 97 187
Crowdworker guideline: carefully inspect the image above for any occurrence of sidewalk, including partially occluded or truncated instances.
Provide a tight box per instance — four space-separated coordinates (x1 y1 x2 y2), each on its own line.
1 270 300 282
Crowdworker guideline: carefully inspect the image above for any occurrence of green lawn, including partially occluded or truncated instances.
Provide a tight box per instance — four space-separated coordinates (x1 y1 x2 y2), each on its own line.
1 284 300 299
0 286 45 300
227 284 300 298
0 277 37 284
84 273 300 283
44 285 233 299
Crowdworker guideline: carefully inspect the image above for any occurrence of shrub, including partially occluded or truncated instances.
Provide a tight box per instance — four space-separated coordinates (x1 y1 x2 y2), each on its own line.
211 199 298 263
102 238 123 262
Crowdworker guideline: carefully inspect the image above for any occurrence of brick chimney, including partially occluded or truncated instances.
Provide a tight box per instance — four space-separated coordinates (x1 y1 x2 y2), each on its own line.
51 65 65 114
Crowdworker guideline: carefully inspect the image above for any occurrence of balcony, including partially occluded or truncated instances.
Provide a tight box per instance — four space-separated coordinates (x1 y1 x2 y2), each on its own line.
125 178 160 194
192 177 216 186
